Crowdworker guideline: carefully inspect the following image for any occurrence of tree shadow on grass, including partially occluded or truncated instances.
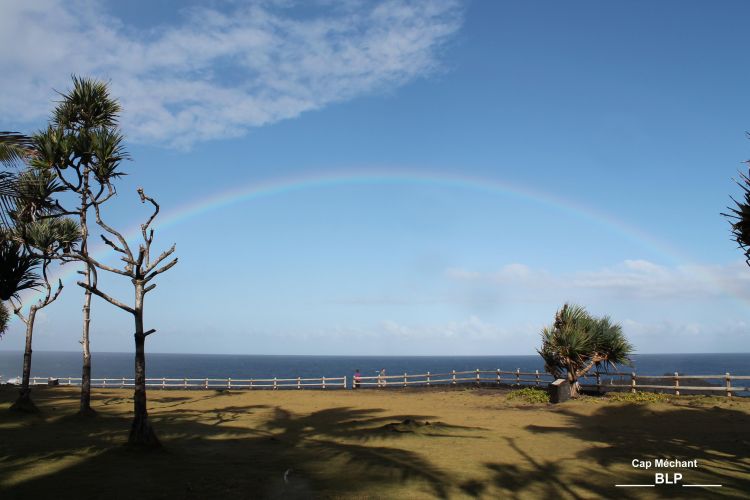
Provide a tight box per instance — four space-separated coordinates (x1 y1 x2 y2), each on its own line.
0 392 483 499
460 437 651 499
463 403 750 498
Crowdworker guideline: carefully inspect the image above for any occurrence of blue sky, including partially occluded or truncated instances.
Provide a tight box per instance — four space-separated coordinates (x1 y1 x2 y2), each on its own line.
1 0 749 355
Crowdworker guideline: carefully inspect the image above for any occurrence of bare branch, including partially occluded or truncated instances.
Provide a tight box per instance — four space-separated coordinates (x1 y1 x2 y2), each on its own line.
138 187 160 235
90 181 116 207
92 193 134 263
77 281 135 314
138 187 159 268
145 257 178 282
100 234 132 261
145 244 176 274
9 297 26 325
144 283 156 294
144 328 156 337
39 259 53 305
47 279 64 306
53 164 83 193
61 251 131 277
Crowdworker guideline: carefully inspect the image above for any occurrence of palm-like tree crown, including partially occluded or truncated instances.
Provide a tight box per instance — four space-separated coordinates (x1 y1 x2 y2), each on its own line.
0 302 9 336
539 303 633 380
724 167 750 265
0 233 41 302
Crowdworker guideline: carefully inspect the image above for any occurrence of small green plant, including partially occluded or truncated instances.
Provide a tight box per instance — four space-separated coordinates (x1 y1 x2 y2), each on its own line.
506 387 550 404
607 391 671 404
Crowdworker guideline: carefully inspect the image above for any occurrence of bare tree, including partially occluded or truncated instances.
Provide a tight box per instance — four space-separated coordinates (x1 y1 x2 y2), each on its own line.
76 187 177 447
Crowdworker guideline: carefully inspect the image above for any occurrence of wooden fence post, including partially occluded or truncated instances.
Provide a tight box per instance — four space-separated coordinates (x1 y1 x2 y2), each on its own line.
323 376 327 390
475 368 480 385
250 379 254 389
103 379 107 388
183 378 187 389
427 371 431 387
536 370 541 387
631 372 636 394
122 377 126 387
273 377 277 390
452 370 456 385
496 369 501 385
674 372 680 396
516 368 520 386
343 376 347 389
204 378 208 389
726 372 732 398
228 377 232 389
297 377 301 390
162 377 166 389
404 372 407 388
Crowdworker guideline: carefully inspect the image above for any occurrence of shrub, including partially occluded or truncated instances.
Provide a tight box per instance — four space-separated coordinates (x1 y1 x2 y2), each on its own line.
606 391 671 404
506 387 550 404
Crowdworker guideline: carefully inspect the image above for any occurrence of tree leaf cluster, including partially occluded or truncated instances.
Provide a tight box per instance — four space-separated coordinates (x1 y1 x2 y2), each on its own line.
0 234 41 302
539 303 633 382
723 161 750 265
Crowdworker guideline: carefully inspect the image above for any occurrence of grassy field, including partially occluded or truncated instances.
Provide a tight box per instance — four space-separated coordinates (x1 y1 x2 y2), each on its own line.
1 386 748 499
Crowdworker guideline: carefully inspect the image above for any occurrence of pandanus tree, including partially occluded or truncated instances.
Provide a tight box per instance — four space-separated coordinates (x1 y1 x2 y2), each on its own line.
76 187 177 447
31 76 128 416
1 163 79 411
539 303 633 397
8 218 80 412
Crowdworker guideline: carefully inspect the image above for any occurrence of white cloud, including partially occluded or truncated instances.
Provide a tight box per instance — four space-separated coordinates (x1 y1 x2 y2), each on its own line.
446 259 750 301
0 0 463 148
381 315 510 340
623 318 749 338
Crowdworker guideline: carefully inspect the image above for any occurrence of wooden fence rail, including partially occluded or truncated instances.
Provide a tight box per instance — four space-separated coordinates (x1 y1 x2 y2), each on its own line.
4 376 347 390
1 370 748 396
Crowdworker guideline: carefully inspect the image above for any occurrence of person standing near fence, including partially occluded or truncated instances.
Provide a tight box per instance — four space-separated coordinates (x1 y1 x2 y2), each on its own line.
353 369 361 389
378 368 386 388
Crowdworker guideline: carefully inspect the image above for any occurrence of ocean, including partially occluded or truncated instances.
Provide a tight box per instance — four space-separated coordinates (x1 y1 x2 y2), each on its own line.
1 351 748 380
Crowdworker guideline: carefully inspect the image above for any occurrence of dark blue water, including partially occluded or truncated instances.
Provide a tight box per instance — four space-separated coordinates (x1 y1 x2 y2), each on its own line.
0 351 748 380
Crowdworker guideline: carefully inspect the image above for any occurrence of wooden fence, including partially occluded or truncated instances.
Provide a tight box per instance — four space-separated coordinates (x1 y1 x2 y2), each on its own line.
355 369 552 388
2 370 749 396
579 371 750 397
6 375 346 390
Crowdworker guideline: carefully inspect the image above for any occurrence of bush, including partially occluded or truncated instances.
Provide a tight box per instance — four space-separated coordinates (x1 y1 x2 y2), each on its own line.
606 391 671 404
506 387 550 404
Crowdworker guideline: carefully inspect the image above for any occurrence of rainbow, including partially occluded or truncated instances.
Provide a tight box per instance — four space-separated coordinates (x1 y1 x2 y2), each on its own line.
154 168 685 262
19 168 733 310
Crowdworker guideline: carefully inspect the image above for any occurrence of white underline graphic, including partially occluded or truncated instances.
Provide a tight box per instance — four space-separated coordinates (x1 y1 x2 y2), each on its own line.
615 484 723 488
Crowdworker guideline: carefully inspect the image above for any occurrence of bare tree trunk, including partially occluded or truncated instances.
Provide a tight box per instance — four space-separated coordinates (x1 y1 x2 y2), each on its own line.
128 283 159 447
79 271 94 416
10 308 39 413
566 364 581 398
78 182 95 416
